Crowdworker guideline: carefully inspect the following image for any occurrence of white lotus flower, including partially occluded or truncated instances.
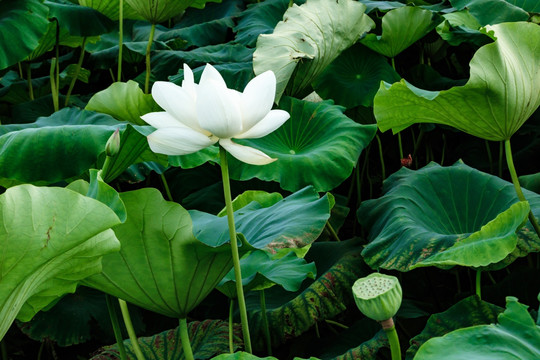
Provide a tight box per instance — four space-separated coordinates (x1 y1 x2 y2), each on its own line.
142 64 290 165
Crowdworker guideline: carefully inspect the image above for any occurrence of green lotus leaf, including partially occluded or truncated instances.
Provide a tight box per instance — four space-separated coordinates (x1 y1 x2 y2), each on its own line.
520 172 540 194
329 326 387 360
86 80 161 125
217 250 317 298
248 240 372 349
216 190 283 217
156 18 234 49
313 44 400 108
84 188 251 318
436 10 490 47
229 97 377 192
414 297 540 359
151 43 254 81
406 295 503 359
0 0 50 70
18 287 116 347
360 6 441 58
358 161 540 272
91 319 241 360
190 186 332 251
411 201 529 269
26 22 57 62
0 108 123 184
253 0 374 103
0 185 121 341
357 0 405 12
449 0 528 26
234 0 292 47
78 0 142 20
212 352 276 360
45 0 115 37
124 0 219 24
374 22 540 141
506 0 540 12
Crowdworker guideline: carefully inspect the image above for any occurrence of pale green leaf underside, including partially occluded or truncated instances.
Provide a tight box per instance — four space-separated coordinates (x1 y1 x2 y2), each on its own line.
374 22 540 141
253 0 374 103
360 6 440 58
84 188 247 318
0 185 121 340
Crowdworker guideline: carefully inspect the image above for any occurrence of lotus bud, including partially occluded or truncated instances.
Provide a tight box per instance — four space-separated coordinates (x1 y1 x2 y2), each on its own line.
352 273 402 323
105 129 120 157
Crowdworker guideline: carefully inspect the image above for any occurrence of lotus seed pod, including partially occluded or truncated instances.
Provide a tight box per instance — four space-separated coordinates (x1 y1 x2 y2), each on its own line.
352 273 402 322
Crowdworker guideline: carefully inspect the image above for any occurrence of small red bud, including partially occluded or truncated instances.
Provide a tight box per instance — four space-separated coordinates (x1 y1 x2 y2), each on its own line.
401 154 412 168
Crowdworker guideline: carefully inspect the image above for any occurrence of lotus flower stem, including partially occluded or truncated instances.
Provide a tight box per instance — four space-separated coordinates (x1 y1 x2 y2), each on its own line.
144 23 156 94
504 139 540 238
118 299 145 360
259 289 272 355
64 37 87 107
484 140 494 174
105 294 128 360
381 319 401 360
229 299 234 353
50 58 59 112
179 318 194 360
117 0 124 82
326 222 341 242
219 146 253 353
475 270 482 300
498 141 503 178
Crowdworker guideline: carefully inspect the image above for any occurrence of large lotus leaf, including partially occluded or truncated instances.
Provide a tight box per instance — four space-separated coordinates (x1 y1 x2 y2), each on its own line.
45 0 115 37
228 97 377 192
449 0 529 26
0 0 50 70
406 295 503 359
358 161 540 272
253 0 374 103
86 80 161 125
217 250 317 298
411 201 530 269
357 0 405 12
124 0 218 23
91 319 241 360
330 328 387 360
0 185 121 341
436 10 490 47
26 22 57 62
375 22 540 141
216 190 283 217
0 108 124 184
520 172 540 193
234 0 292 47
248 240 371 349
84 188 251 318
190 186 332 252
78 0 142 20
18 287 113 347
313 44 400 108
151 43 254 80
414 297 540 359
506 0 540 12
156 18 234 49
360 6 441 58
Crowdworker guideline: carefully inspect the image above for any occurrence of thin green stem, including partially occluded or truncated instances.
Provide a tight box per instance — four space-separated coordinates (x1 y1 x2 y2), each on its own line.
505 139 540 238
160 173 174 201
485 140 494 174
117 0 124 82
37 341 45 360
375 133 386 180
26 63 34 100
476 270 482 299
145 23 156 94
65 37 87 106
498 141 504 178
50 58 59 112
260 290 272 355
179 318 194 360
17 62 23 78
384 324 401 360
1 339 7 360
105 295 128 360
118 299 145 360
325 319 349 330
397 132 404 160
440 133 446 166
325 222 340 242
219 146 252 353
229 298 234 353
